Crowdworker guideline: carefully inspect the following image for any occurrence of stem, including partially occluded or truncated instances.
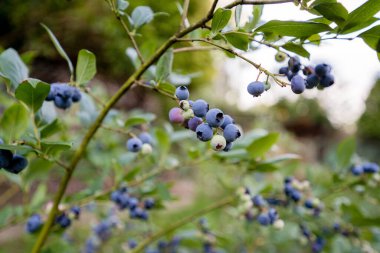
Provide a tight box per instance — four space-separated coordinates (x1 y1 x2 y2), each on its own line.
173 46 217 53
180 0 191 30
118 17 145 64
130 196 236 253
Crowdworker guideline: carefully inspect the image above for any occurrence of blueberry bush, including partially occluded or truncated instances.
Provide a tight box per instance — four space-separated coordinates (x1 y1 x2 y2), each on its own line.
1 0 380 252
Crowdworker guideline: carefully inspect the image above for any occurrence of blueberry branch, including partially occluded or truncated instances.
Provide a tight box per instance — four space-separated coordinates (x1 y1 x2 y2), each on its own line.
179 0 191 31
173 46 217 53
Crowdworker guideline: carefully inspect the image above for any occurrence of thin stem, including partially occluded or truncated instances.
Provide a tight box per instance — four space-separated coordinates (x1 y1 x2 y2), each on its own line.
100 125 133 137
84 87 106 108
180 0 191 30
224 0 293 9
173 46 217 53
118 18 145 64
135 81 177 100
130 195 236 253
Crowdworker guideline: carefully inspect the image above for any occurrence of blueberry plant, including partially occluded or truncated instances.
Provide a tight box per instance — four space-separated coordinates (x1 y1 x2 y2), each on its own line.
0 0 380 252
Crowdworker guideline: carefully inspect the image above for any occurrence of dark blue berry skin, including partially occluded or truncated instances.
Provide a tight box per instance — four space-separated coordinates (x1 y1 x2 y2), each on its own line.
26 214 43 233
84 237 98 253
265 198 284 206
362 162 379 173
0 149 13 169
195 123 213 142
4 154 28 174
284 177 293 184
138 132 153 145
290 75 306 94
333 223 340 232
71 89 82 102
128 197 139 210
290 189 302 202
130 207 148 220
286 71 296 81
71 206 81 219
205 108 224 127
279 67 289 75
306 74 319 89
175 86 189 100
252 195 266 207
223 124 241 142
268 208 278 224
257 213 270 226
94 221 112 241
220 115 234 129
46 83 81 108
312 237 325 253
118 194 130 209
127 138 143 152
319 74 334 87
288 56 301 73
188 100 194 107
247 81 265 97
223 142 233 152
284 184 293 196
111 190 122 204
315 64 331 78
56 213 71 228
128 239 138 249
144 198 155 209
192 99 209 117
300 225 311 239
54 95 73 109
351 165 363 176
188 117 203 132
304 199 314 209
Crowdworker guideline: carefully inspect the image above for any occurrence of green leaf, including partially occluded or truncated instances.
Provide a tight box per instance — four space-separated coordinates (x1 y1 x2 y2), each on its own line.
22 158 54 183
157 82 176 96
256 20 332 38
124 117 149 129
30 184 47 209
225 32 250 51
340 17 379 35
282 43 310 58
15 78 50 112
359 25 380 52
313 3 348 26
336 137 356 169
41 24 74 75
0 104 29 142
245 5 263 30
246 132 279 158
155 128 170 160
76 49 96 85
235 5 242 27
131 6 154 29
40 119 63 139
123 166 141 182
211 8 232 35
0 48 28 89
156 48 173 82
0 144 35 153
40 141 71 157
341 0 380 32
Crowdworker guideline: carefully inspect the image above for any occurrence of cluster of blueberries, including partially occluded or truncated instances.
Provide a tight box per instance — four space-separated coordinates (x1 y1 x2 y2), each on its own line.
169 86 241 152
45 83 82 109
110 186 155 221
278 56 335 94
198 218 220 253
0 139 28 174
300 225 326 253
26 206 80 233
126 132 154 154
127 237 181 253
237 188 284 228
351 162 379 176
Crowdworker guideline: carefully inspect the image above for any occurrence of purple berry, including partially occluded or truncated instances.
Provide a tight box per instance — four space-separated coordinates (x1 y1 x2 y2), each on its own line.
362 162 379 173
26 214 43 233
4 154 28 174
247 81 265 97
56 213 71 228
252 195 266 207
351 165 363 176
279 67 289 75
257 213 270 226
144 198 155 209
304 199 314 209
288 56 301 73
168 107 184 124
268 208 278 223
220 115 234 129
0 148 13 169
187 117 203 131
223 142 233 152
290 75 305 94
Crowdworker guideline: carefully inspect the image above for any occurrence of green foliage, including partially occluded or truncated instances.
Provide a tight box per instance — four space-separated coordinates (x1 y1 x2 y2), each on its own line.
15 79 50 113
256 20 332 37
0 48 29 89
76 49 97 85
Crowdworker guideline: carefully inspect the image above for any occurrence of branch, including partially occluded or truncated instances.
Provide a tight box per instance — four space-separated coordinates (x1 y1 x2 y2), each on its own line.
179 0 191 30
224 0 293 9
130 196 235 253
118 17 145 64
173 46 217 53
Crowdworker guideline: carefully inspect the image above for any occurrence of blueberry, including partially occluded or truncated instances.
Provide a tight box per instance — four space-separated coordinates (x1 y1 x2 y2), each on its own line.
26 214 43 233
138 132 153 145
290 75 305 94
128 239 138 249
303 66 314 76
45 85 57 101
175 86 189 100
128 197 139 210
0 149 13 169
144 198 155 209
257 213 270 226
290 189 302 202
223 142 233 152
195 123 213 142
70 206 81 219
210 135 227 151
279 67 289 75
54 96 72 109
288 56 301 73
56 213 71 228
315 64 331 78
130 207 148 220
168 107 184 124
319 74 334 87
304 199 314 209
300 224 311 239
192 99 209 117
94 221 112 240
306 74 319 89
252 195 266 207
268 208 278 223
351 165 363 176
223 124 241 142
312 237 325 253
284 177 293 184
205 108 224 127
4 154 28 174
286 71 296 81
220 115 234 129
362 162 379 173
127 138 143 152
247 81 265 97
118 194 130 209
71 88 82 102
187 117 203 131
284 184 293 196
111 190 122 204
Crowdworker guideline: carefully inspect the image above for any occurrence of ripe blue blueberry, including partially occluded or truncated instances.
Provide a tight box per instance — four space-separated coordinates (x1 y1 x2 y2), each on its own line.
288 56 301 73
306 74 319 89
0 148 13 169
71 88 82 102
362 162 379 173
247 81 265 97
128 197 139 210
56 213 71 228
111 190 122 204
351 165 363 176
26 214 43 233
94 220 113 241
221 115 234 129
319 74 334 87
4 154 28 174
187 117 203 132
279 67 289 75
118 194 131 209
71 206 81 219
168 107 185 124
128 239 138 249
303 66 314 76
54 95 73 109
223 142 233 152
268 208 278 224
195 123 213 142
312 237 325 253
290 189 302 202
315 64 331 78
290 75 306 94
175 86 189 100
223 124 241 142
127 138 143 152
138 132 153 145
144 198 155 209
287 71 296 81
205 108 224 127
252 195 266 207
192 99 209 117
257 213 270 226
304 199 314 209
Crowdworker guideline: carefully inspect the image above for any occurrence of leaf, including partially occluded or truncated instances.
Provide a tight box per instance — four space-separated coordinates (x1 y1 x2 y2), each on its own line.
245 5 263 30
124 117 151 128
131 6 154 29
341 0 380 32
0 104 29 142
211 8 232 35
313 3 348 26
0 144 35 153
340 17 379 35
246 132 279 158
15 78 50 112
30 184 47 210
156 48 173 82
282 43 310 58
76 49 96 85
225 32 250 51
40 119 63 139
336 137 356 169
157 82 176 96
256 20 332 38
22 159 53 184
155 128 170 160
123 166 141 182
40 141 71 157
359 25 380 52
41 24 74 75
0 48 28 89
235 5 242 27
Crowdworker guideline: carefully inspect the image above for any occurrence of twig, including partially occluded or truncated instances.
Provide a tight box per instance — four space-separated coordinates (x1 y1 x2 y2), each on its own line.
135 80 177 100
174 46 217 53
180 0 191 30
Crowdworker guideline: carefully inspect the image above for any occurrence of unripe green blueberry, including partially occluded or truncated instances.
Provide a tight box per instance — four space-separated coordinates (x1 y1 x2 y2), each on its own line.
312 198 320 207
210 135 226 151
273 219 285 230
141 143 153 155
182 109 194 120
275 51 287 62
179 100 190 111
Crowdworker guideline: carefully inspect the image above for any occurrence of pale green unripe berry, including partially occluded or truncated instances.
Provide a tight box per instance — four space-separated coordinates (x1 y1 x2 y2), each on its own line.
243 200 253 210
275 51 287 62
240 194 251 203
141 143 153 155
312 198 320 207
273 219 285 230
182 109 194 119
236 187 246 197
210 135 226 151
179 100 190 111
